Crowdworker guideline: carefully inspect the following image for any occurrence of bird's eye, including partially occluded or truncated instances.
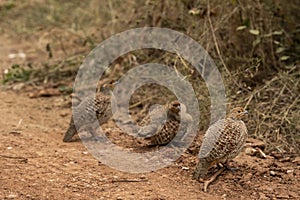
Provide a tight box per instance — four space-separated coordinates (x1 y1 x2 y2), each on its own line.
237 110 241 113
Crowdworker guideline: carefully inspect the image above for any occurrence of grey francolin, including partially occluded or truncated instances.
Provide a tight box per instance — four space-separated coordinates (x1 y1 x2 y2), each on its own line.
62 81 115 142
193 107 248 179
138 100 187 146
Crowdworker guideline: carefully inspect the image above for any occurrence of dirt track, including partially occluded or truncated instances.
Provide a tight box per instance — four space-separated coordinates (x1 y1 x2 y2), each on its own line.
0 83 299 200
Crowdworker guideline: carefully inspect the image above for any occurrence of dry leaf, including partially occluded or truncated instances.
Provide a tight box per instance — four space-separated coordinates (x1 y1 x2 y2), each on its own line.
249 29 260 35
236 26 247 31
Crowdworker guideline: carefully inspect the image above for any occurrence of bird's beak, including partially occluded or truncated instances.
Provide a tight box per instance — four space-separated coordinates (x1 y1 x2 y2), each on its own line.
113 80 119 86
243 110 248 114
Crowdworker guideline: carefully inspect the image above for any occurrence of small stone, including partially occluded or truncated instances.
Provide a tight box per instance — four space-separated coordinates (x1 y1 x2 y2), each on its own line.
270 171 276 176
7 146 13 150
221 194 227 199
12 83 25 91
140 175 146 179
245 147 257 156
7 194 18 199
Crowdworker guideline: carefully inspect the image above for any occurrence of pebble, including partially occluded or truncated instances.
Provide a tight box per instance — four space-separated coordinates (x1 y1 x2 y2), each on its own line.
12 83 25 91
7 194 18 199
269 171 276 176
140 175 146 179
245 147 257 156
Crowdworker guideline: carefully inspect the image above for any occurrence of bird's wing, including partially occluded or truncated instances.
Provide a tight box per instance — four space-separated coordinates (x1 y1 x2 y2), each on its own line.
199 119 243 160
138 105 167 137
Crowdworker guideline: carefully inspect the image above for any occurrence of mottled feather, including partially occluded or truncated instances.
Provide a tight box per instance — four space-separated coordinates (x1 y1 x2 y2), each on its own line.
139 100 183 146
193 107 248 179
63 81 116 142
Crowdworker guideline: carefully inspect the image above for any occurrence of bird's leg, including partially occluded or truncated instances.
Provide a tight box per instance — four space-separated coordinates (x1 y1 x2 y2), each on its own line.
89 127 108 142
84 124 100 141
203 167 225 192
90 129 103 141
201 161 238 192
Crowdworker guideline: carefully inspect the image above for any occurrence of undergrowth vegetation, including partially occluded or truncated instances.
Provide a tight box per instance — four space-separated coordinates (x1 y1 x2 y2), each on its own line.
0 0 299 154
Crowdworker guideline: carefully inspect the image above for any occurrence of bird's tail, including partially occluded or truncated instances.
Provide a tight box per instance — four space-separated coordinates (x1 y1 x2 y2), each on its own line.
63 117 77 142
192 159 209 180
144 136 159 146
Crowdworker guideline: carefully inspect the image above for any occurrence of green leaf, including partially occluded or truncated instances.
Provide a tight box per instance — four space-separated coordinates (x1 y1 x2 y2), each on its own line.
2 64 32 84
243 18 250 27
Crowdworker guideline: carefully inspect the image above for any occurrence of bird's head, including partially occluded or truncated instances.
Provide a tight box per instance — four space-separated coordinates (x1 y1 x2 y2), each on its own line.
99 79 118 93
167 100 181 120
227 107 248 120
169 100 181 114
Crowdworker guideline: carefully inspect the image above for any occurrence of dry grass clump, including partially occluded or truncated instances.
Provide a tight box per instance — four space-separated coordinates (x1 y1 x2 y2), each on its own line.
233 64 299 154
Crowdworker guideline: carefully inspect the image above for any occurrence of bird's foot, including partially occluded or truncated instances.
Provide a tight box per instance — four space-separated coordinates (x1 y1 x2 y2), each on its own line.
218 163 239 173
89 129 107 142
226 165 239 173
91 136 102 141
202 167 225 192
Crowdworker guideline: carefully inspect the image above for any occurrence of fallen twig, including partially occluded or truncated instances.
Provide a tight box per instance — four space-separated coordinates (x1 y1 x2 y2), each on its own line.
129 97 154 109
0 155 28 162
111 179 148 183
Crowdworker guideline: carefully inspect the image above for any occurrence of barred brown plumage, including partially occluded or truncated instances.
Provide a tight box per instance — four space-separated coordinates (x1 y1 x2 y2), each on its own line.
62 81 115 142
193 107 248 180
138 100 185 146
